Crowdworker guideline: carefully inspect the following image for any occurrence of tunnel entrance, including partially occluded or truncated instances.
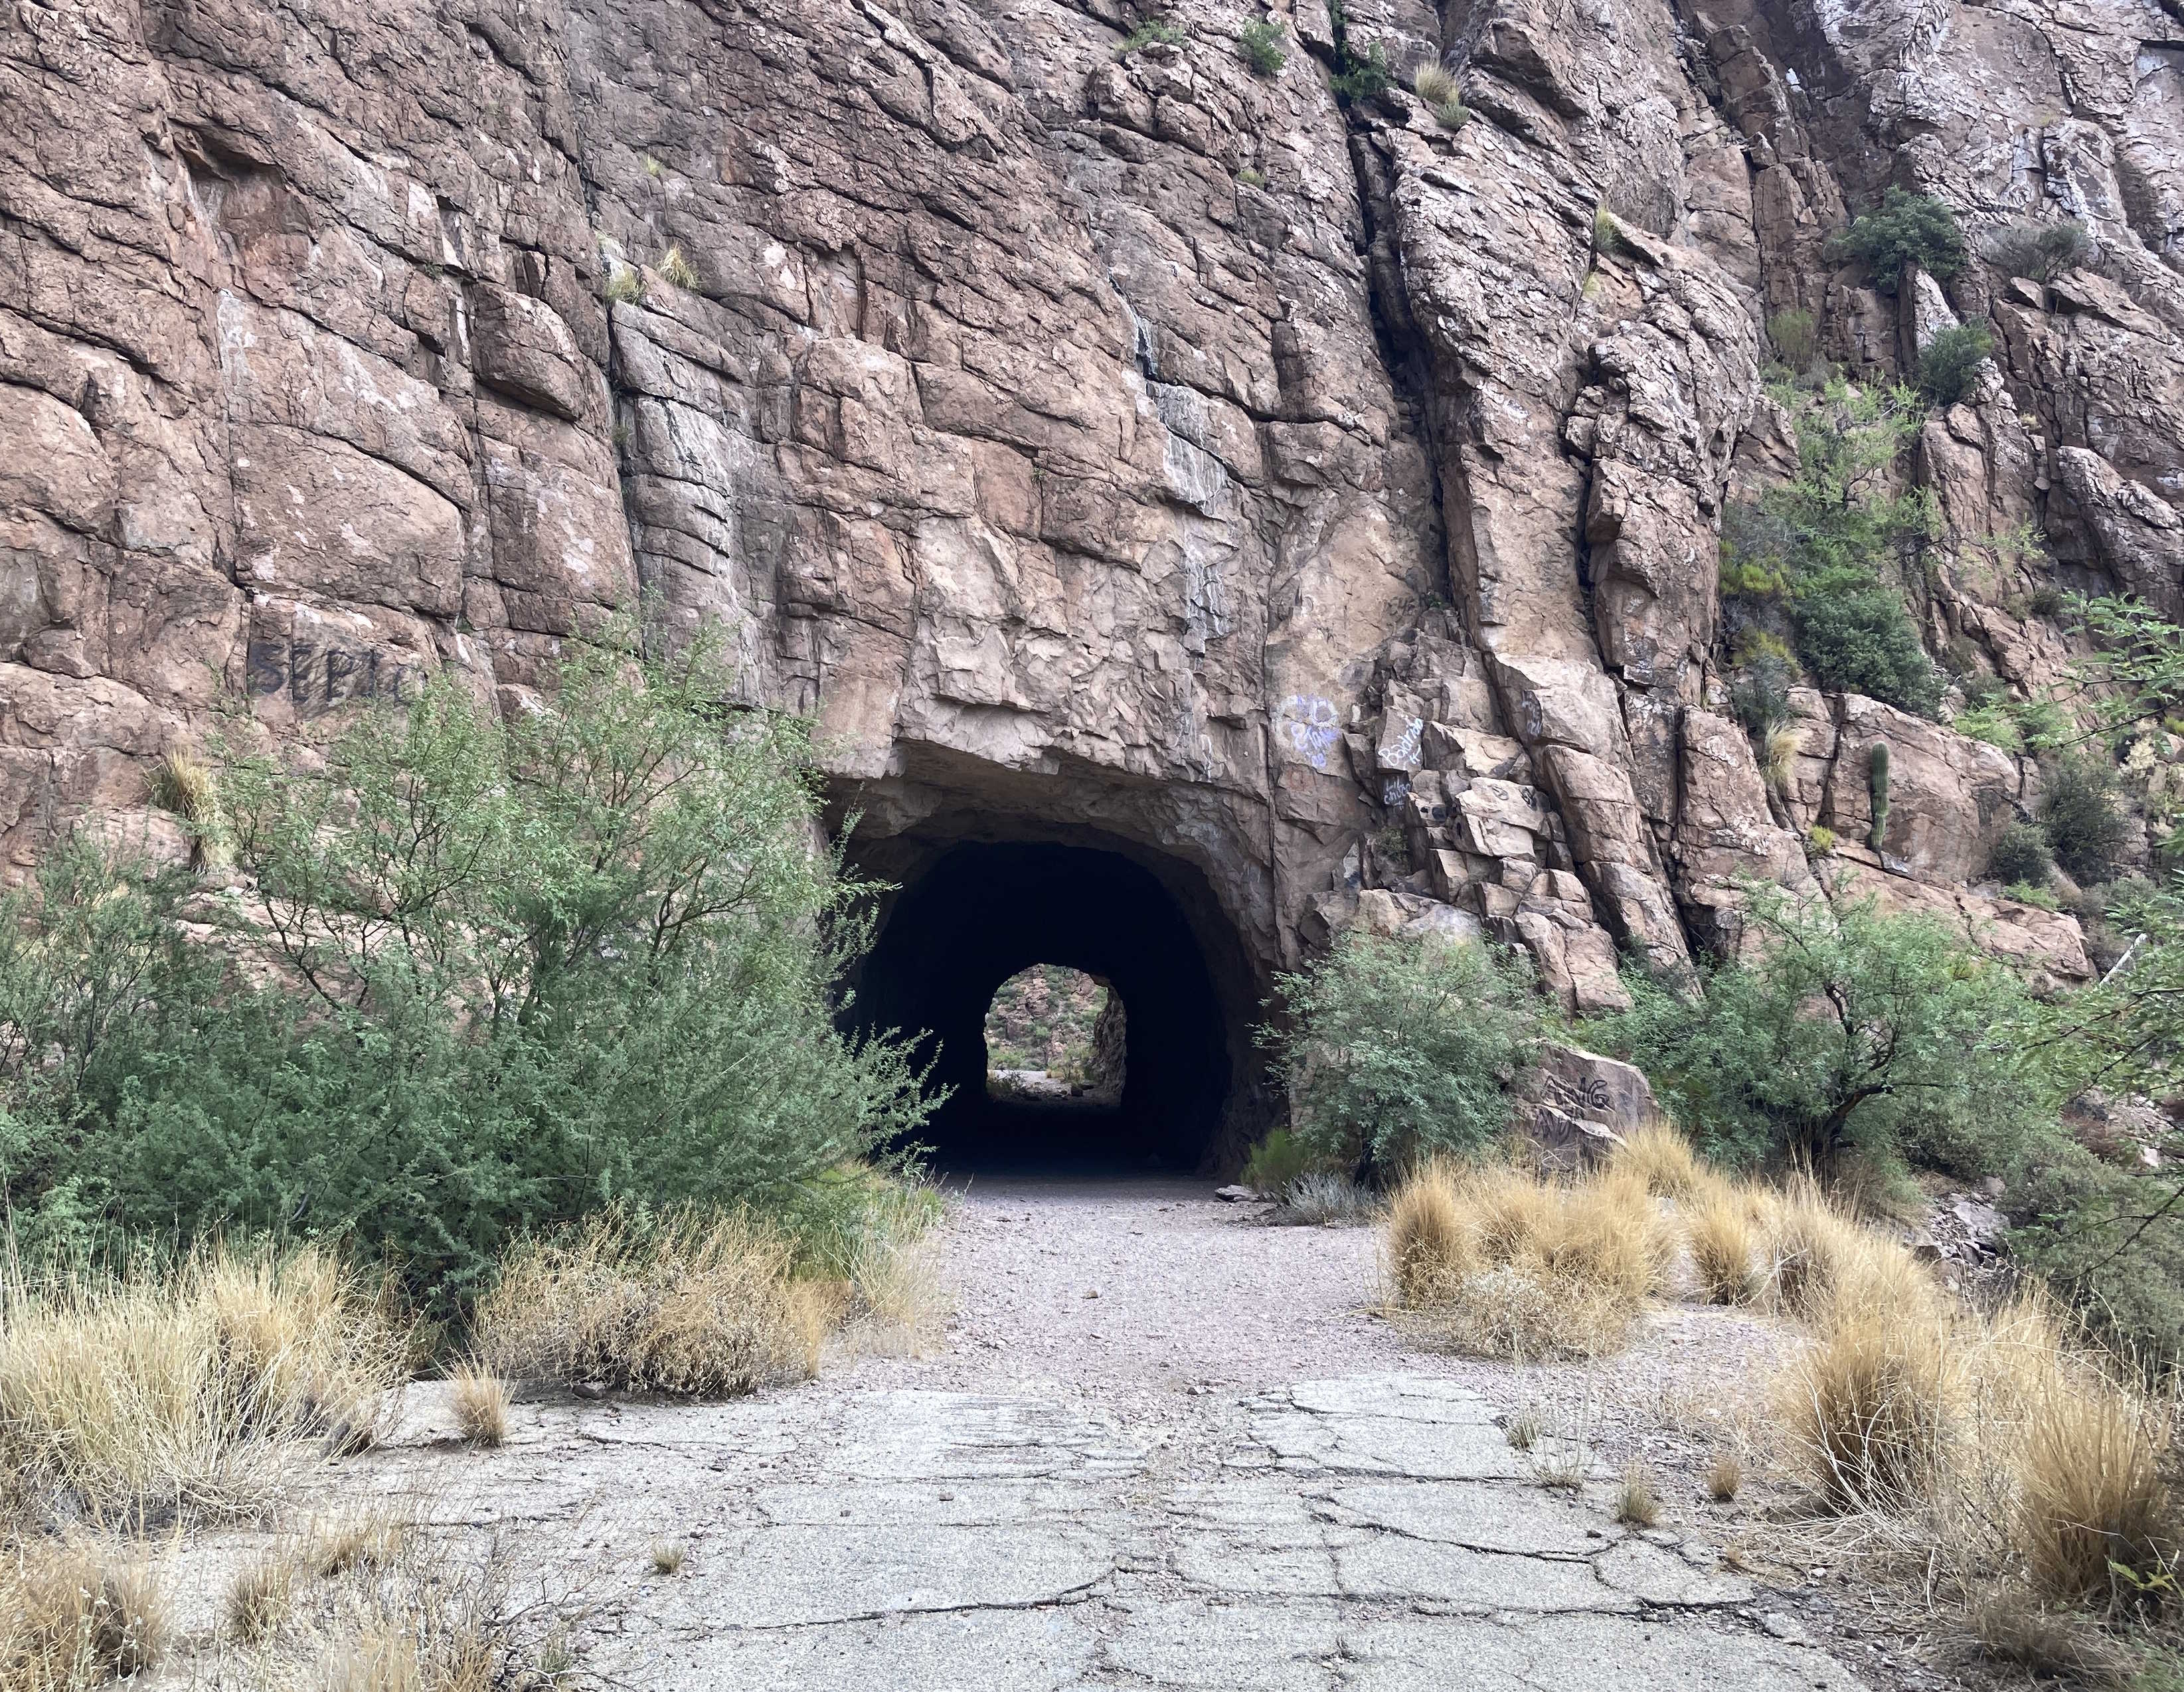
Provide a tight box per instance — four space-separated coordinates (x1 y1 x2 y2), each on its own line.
847 837 1240 1171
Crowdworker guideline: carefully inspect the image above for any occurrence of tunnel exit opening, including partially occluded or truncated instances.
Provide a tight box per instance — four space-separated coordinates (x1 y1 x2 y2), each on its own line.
845 834 1246 1172
983 965 1126 1107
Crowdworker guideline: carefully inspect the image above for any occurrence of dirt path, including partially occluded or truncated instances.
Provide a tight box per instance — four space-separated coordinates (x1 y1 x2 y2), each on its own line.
357 1179 1875 1689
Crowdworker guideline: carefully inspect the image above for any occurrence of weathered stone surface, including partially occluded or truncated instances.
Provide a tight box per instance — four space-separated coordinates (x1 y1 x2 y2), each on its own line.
2 0 2175 1025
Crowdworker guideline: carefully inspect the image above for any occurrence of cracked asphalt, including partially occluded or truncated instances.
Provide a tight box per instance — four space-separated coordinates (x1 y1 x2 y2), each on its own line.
381 1177 1869 1690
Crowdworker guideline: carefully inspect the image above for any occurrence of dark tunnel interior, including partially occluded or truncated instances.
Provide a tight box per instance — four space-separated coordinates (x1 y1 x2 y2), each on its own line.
847 839 1238 1171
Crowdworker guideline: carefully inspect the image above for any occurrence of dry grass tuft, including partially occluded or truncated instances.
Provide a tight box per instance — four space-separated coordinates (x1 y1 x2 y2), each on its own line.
1760 1175 1934 1327
1761 723 1800 792
278 1505 537 1692
227 1547 297 1642
841 1227 950 1359
1504 1408 1542 1451
649 1541 686 1576
1411 60 1457 104
1612 1122 1705 1199
1385 1161 1671 1360
1756 1184 2179 1666
0 1243 410 1527
0 1537 169 1690
149 746 218 823
475 1208 821 1397
307 1509 411 1580
1616 1462 1661 1527
448 1361 511 1448
657 245 700 290
1706 1450 1744 1502
1972 1584 2138 1685
1686 1185 1765 1305
2015 1362 2172 1607
1781 1297 1958 1507
1385 1160 1470 1305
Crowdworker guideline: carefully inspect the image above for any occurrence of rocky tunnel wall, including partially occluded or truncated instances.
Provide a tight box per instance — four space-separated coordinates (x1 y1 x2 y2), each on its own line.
3 0 2172 1064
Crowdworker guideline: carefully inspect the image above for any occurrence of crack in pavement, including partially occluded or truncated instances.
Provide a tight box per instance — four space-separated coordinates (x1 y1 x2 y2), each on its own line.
367 1180 1869 1690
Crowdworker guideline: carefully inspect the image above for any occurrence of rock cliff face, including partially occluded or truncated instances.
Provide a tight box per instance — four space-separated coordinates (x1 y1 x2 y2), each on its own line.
3 0 2179 1111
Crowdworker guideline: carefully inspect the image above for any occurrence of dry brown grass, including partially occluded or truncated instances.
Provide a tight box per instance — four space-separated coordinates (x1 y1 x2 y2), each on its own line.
0 1244 410 1527
1385 1160 1469 1306
649 1541 686 1576
1972 1584 2138 1685
1611 1122 1705 1199
2015 1357 2172 1606
1411 60 1457 104
306 1509 411 1580
1707 1450 1743 1502
1754 1182 2179 1663
216 1503 546 1692
1616 1462 1661 1527
1782 1298 1960 1507
1685 1183 1764 1305
1385 1161 1671 1360
227 1547 297 1642
475 1208 823 1397
0 1537 169 1691
839 1226 951 1360
448 1362 511 1447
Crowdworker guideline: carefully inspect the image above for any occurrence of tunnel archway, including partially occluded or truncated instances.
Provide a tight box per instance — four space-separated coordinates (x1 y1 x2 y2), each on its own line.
848 836 1244 1170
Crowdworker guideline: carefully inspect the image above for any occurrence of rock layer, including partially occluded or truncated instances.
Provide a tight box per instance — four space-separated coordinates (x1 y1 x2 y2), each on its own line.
5 0 2177 1029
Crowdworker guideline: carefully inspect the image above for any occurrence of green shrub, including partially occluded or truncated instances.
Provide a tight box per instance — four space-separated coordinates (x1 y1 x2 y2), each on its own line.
1237 18 1286 74
1592 888 2047 1173
1954 701 2023 752
1826 189 1967 291
2003 882 2060 910
1985 218 2092 285
1723 381 1944 717
0 635 936 1314
1240 1128 1318 1194
1119 17 1185 52
2006 1144 2184 1372
1792 565 1943 716
1260 930 1542 1181
1330 39 1392 101
1767 309 1819 371
2042 756 2128 885
1987 821 2054 886
1917 323 1993 405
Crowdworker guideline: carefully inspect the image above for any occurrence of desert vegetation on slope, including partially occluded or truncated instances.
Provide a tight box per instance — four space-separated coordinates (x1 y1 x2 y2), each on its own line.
1259 930 1544 1183
0 630 937 1317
